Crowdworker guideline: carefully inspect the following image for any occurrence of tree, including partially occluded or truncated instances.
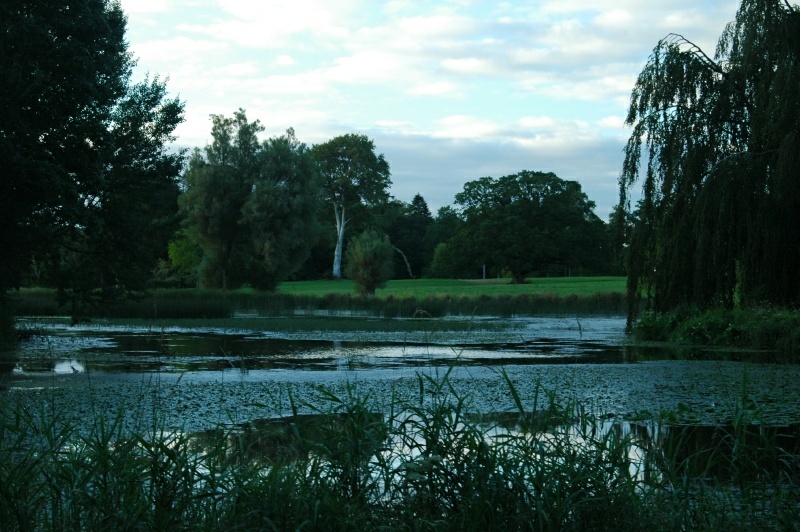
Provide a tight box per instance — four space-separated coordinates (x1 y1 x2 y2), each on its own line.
451 171 610 283
311 134 392 279
0 0 185 320
617 0 800 326
240 128 320 290
423 206 464 277
180 111 263 289
344 230 394 296
387 194 434 278
180 113 319 290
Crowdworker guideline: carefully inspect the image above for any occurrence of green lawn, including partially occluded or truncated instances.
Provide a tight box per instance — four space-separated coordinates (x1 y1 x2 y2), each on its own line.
277 277 626 298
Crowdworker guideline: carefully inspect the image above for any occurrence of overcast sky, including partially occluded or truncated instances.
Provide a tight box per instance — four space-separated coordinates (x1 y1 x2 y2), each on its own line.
120 0 740 219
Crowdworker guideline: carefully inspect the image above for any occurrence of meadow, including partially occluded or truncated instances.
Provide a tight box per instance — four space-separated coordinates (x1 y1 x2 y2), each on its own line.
10 277 627 320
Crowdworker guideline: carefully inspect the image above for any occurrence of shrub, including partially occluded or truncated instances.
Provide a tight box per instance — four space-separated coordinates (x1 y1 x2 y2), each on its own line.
344 230 394 296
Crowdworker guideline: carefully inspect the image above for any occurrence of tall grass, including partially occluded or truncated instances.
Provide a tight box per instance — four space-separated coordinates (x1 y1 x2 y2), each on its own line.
2 372 797 530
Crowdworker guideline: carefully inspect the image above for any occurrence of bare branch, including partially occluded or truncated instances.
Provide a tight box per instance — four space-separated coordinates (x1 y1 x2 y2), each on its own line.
664 33 725 74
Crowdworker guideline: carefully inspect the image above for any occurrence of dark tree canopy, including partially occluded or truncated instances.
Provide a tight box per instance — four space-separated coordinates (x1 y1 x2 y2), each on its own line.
0 0 185 316
441 171 610 283
180 111 262 289
180 112 319 290
618 0 800 325
387 194 434 278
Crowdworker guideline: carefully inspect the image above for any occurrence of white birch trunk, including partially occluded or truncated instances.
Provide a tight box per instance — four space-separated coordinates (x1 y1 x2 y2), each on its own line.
332 203 346 279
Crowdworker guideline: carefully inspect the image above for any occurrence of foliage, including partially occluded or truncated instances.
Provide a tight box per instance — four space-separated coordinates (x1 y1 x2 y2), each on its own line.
2 375 798 530
618 0 800 326
344 230 394 296
633 307 800 356
423 206 464 277
0 1 185 321
241 128 321 290
180 112 319 290
179 111 263 289
444 171 613 282
167 228 203 285
13 282 627 320
311 134 392 279
386 194 435 278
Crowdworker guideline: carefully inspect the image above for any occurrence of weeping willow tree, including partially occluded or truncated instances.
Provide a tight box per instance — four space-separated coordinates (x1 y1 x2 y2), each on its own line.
618 0 800 327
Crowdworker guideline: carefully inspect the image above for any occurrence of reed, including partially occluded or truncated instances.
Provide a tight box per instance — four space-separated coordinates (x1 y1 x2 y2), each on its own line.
12 284 626 320
2 372 797 530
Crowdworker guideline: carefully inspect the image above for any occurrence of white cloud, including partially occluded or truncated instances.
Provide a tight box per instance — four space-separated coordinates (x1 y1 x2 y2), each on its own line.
119 0 743 220
273 55 297 67
432 115 502 139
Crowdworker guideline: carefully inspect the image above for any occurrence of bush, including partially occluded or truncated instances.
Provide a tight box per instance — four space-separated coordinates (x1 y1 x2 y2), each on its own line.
344 230 394 296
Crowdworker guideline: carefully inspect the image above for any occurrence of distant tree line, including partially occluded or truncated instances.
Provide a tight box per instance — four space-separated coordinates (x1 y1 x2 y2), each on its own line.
168 115 620 291
0 0 620 325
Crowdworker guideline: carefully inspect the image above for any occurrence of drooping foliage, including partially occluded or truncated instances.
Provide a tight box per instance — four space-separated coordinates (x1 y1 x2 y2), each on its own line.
0 0 185 320
179 112 319 290
439 171 610 282
618 0 800 326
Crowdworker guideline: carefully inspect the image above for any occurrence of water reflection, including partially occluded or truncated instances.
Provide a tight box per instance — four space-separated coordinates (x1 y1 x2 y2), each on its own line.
52 360 85 374
5 327 640 376
4 318 800 434
197 410 800 487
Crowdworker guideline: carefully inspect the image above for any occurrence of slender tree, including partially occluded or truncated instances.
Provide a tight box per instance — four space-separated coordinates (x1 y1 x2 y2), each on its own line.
618 0 800 327
312 134 392 279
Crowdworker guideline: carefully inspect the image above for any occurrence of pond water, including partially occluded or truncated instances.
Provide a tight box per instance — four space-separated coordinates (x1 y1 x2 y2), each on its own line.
2 316 800 434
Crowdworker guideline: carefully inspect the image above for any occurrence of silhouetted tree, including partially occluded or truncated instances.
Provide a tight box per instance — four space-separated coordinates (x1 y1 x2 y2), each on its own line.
618 0 800 327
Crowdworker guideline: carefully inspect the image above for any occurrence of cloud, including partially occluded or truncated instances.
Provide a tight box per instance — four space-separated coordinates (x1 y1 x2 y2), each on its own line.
119 0 742 222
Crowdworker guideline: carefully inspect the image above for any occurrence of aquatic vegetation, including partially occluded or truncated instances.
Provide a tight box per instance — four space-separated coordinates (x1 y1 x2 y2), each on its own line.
12 285 627 320
1 371 798 530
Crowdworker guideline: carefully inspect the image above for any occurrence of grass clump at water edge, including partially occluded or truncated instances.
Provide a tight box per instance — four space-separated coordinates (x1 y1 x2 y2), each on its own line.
2 371 798 530
632 306 800 357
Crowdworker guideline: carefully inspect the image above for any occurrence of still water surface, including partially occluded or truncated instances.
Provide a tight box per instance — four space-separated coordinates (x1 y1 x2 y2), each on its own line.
2 316 800 433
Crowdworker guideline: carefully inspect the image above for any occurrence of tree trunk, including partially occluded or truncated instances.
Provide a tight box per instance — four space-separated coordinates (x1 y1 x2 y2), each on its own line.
333 203 346 279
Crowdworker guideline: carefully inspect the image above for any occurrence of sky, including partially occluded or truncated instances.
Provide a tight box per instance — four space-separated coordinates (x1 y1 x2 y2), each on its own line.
120 0 741 219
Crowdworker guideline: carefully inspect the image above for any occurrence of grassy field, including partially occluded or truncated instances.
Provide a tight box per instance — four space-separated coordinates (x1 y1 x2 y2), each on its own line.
10 277 627 320
278 276 627 298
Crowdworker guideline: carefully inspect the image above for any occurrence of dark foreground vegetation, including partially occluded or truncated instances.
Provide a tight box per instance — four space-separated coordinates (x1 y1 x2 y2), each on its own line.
2 373 798 531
